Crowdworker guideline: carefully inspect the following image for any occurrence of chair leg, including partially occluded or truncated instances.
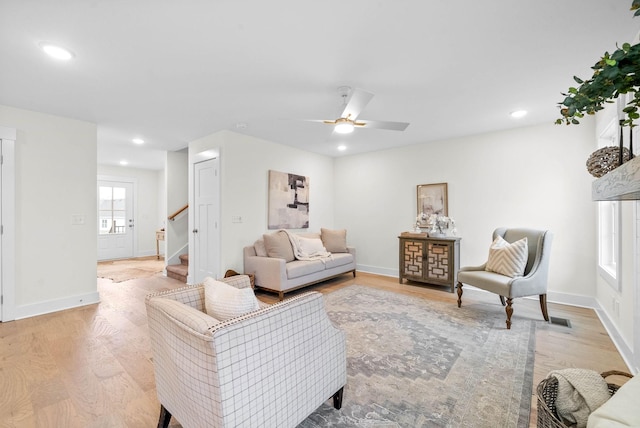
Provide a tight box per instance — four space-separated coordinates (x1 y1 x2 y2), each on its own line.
332 387 344 410
539 294 550 322
158 405 172 428
499 295 506 306
505 298 513 329
456 282 463 308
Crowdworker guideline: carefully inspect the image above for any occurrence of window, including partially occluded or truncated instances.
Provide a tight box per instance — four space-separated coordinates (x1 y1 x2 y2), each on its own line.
598 200 621 290
99 185 127 235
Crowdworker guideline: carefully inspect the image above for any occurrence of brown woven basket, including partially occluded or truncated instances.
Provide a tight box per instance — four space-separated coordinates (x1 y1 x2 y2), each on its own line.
536 370 633 428
586 146 631 178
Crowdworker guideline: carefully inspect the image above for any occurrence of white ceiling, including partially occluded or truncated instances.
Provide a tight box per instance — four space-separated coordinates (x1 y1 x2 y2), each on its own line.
1 1 638 170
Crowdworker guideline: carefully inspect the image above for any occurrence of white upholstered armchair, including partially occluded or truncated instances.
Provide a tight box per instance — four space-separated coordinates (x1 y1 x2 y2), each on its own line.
456 228 553 329
145 275 346 428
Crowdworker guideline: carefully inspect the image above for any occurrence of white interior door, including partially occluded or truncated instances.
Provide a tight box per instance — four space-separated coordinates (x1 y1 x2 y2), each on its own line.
193 158 220 283
98 180 134 260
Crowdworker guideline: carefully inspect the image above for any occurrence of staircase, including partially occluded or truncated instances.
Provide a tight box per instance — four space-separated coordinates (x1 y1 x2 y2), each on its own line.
166 254 188 283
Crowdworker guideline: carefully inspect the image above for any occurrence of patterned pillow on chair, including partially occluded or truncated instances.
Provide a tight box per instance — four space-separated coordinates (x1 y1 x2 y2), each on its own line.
485 235 528 277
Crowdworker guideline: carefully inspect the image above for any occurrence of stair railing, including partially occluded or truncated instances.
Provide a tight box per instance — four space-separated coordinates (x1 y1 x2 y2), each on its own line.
168 204 188 221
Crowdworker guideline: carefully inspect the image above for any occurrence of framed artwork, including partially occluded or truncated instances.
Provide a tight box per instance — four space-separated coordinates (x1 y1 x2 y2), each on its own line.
416 183 448 226
268 170 310 229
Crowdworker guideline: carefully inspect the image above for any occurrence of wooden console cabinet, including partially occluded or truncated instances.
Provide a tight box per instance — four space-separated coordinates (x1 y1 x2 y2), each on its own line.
398 233 461 293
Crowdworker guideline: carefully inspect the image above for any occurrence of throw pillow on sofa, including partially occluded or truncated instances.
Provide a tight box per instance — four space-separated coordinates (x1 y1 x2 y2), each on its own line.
296 236 327 256
485 235 528 277
204 277 260 321
321 228 348 253
254 239 268 257
263 230 295 262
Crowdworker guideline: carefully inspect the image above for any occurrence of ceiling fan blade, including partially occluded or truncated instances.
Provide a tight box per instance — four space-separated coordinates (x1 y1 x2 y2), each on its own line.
302 119 336 124
356 119 410 131
341 88 374 120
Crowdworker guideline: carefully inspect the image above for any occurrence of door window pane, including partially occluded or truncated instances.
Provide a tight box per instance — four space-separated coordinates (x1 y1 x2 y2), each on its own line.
99 186 127 235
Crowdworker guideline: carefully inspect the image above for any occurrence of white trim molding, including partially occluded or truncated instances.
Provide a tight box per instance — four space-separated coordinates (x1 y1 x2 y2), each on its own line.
15 291 100 320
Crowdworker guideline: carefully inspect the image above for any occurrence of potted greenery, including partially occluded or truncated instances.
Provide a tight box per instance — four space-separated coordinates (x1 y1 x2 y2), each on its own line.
557 0 640 128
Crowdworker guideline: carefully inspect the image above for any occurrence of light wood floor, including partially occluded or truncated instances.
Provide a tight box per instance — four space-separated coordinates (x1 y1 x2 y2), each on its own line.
0 262 629 427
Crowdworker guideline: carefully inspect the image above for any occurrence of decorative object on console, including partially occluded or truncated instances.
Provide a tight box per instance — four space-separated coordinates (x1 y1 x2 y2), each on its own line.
416 183 448 229
428 214 454 237
587 146 632 178
268 170 310 229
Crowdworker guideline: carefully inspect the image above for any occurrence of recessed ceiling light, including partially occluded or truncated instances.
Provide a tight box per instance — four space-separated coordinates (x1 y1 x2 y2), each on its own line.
337 145 347 151
119 160 129 166
39 42 74 60
510 110 527 119
132 138 144 145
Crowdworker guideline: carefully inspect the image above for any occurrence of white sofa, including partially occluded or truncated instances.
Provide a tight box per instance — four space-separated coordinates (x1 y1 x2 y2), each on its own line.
243 229 356 300
588 374 639 427
146 274 347 428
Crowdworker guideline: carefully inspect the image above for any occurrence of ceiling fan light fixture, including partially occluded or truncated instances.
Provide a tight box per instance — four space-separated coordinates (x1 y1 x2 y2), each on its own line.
334 119 354 134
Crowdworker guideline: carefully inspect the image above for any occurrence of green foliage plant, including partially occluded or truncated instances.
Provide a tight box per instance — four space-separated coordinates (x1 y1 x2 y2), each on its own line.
557 0 640 127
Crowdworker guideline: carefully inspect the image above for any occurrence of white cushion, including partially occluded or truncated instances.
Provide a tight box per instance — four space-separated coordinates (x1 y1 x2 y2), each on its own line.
485 235 528 277
296 236 327 256
203 277 260 321
588 375 640 427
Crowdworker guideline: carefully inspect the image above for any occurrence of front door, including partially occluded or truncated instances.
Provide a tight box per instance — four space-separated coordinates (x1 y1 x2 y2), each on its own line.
193 158 220 283
98 180 134 260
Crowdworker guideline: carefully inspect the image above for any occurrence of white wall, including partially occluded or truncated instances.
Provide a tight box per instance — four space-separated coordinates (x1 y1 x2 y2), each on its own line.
188 130 335 276
97 165 163 257
0 105 98 318
165 151 188 264
334 121 598 300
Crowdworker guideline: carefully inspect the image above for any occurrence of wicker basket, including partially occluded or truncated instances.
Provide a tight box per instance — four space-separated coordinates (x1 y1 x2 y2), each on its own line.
586 146 631 178
223 269 255 288
536 370 633 428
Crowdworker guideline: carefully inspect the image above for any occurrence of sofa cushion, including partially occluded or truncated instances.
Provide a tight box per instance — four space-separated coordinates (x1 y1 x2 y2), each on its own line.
485 235 528 277
254 239 268 257
324 252 354 269
203 277 260 321
587 375 640 427
286 259 325 279
263 230 295 262
321 228 348 253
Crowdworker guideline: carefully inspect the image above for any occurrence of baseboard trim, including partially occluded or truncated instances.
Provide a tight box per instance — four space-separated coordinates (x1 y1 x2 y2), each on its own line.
593 303 637 374
15 291 101 320
357 264 398 278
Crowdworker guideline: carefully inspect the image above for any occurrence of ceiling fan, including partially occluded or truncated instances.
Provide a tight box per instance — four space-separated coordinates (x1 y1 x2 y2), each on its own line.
307 86 410 134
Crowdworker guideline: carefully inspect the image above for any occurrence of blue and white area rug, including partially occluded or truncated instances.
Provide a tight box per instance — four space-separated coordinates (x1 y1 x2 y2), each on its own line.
299 285 536 428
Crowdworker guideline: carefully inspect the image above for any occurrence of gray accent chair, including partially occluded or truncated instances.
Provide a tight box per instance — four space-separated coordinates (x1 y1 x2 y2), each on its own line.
456 228 553 329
